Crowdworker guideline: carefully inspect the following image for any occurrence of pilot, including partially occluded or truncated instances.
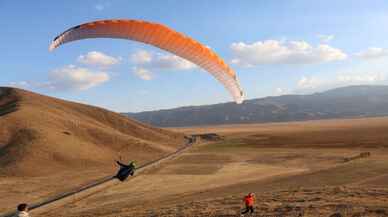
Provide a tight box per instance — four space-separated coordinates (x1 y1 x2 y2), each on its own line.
115 161 136 181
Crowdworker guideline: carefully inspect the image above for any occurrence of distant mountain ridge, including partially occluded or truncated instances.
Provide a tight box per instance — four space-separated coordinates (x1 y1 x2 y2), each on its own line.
125 85 388 127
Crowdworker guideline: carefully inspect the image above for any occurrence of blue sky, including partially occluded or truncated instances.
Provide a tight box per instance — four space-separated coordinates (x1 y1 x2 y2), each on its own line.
2 1 388 112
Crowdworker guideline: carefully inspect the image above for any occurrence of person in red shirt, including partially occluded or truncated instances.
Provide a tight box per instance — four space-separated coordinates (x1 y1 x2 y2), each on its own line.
241 192 255 215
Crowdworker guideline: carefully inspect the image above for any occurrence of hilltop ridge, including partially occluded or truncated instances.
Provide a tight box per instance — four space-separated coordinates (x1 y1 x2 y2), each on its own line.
126 85 388 127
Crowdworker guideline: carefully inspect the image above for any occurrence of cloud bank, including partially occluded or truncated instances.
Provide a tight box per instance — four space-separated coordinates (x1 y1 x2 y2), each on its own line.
296 71 387 91
230 40 347 67
78 51 120 67
130 50 196 80
354 47 388 60
46 65 110 91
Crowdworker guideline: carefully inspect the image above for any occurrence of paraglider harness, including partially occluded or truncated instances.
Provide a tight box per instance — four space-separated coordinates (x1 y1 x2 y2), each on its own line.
115 161 136 181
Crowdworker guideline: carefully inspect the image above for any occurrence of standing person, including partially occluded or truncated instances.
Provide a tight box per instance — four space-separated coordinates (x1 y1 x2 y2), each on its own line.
241 193 255 215
14 203 30 217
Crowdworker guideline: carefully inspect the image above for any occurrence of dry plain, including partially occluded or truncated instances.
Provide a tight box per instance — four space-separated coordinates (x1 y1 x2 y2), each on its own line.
35 117 388 217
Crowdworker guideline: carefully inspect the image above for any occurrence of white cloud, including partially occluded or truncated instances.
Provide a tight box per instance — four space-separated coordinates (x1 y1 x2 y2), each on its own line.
317 34 335 43
151 54 196 70
95 4 104 10
130 50 152 65
47 65 110 91
275 87 288 95
129 50 196 80
133 67 153 80
354 47 388 60
94 2 110 11
8 65 111 92
230 40 347 67
337 72 386 83
297 76 324 89
130 50 196 70
78 51 120 67
296 72 387 92
8 81 30 89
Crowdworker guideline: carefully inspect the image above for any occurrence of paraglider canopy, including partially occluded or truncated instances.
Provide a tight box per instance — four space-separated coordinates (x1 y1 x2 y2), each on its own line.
50 19 244 104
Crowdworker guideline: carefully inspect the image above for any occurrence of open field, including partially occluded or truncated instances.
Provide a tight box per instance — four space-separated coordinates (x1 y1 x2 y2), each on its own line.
33 117 388 217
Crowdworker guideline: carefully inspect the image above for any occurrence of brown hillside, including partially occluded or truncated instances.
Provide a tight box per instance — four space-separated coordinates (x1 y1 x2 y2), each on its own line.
0 87 184 176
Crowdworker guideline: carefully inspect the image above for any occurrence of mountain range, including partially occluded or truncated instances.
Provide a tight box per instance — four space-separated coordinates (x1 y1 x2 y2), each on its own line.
125 85 388 127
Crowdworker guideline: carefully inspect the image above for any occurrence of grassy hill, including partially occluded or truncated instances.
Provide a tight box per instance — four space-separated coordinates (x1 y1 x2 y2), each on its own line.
0 87 184 176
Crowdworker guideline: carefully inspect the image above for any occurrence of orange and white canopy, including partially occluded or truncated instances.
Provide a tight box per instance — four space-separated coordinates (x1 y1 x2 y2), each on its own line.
50 19 244 104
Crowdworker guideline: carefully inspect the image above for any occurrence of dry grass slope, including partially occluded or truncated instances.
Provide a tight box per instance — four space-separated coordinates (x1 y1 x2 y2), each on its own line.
0 87 185 176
